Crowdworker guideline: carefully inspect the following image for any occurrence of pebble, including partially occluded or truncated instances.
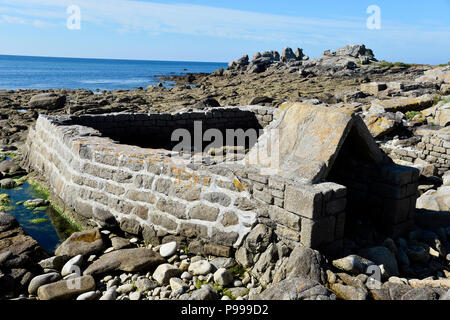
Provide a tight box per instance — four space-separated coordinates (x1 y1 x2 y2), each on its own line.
61 255 84 277
233 280 243 287
130 238 139 244
100 289 117 300
160 241 178 258
170 278 189 292
181 272 192 281
77 291 100 301
107 278 119 290
117 283 134 294
120 273 130 283
167 255 179 264
129 291 141 300
152 287 161 297
214 268 234 287
188 260 212 276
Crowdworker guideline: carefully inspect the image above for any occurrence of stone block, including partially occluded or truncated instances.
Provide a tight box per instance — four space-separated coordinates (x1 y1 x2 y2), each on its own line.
188 204 220 222
284 185 323 219
268 206 301 231
300 216 336 249
253 189 274 205
156 198 187 219
204 192 232 207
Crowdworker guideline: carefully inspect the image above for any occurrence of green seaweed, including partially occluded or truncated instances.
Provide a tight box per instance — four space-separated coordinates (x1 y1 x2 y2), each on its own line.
0 193 12 211
28 181 50 199
27 179 82 231
0 151 19 159
30 218 48 224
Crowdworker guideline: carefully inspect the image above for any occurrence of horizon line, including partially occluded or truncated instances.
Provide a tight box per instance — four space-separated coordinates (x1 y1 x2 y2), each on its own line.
0 53 228 65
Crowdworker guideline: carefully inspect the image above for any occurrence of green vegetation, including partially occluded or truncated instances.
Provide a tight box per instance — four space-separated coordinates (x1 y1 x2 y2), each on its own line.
405 111 421 120
393 62 412 68
228 265 247 278
437 62 450 67
14 176 28 187
440 97 450 104
379 60 412 68
194 279 244 300
0 151 19 160
28 179 82 231
30 218 48 224
0 193 14 211
28 181 50 199
51 202 82 231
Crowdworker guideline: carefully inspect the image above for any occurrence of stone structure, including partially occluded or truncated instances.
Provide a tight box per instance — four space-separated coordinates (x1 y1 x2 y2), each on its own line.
381 127 450 176
22 103 420 260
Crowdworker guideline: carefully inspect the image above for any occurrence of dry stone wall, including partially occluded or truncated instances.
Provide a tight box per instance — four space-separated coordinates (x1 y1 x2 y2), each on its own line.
381 128 450 176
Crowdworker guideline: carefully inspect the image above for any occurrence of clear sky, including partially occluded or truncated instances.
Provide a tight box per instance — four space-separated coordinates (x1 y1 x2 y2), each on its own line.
0 0 449 64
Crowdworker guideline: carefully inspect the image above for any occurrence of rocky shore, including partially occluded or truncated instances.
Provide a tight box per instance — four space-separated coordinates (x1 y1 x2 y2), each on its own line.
0 44 449 300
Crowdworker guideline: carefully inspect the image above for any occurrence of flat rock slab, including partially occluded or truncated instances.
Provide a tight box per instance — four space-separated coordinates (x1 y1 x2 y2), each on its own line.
37 275 95 300
251 277 336 300
246 103 383 182
0 213 48 261
55 228 106 257
83 248 165 276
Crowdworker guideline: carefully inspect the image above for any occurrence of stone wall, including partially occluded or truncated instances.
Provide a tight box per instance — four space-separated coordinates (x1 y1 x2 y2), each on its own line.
381 128 450 176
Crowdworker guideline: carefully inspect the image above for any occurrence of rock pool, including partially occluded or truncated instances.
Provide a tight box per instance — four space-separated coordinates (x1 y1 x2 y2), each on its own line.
0 181 79 253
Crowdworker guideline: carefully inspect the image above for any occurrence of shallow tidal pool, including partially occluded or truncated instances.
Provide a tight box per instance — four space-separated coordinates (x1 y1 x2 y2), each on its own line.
1 182 79 253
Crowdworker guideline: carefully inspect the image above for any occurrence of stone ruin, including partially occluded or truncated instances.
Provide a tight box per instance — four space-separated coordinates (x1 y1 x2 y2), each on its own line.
22 103 420 265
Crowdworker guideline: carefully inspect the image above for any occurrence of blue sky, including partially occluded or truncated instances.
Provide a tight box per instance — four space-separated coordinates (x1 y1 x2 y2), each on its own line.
0 0 449 64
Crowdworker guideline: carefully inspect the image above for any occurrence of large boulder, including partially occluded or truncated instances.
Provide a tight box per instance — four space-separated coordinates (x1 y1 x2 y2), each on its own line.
332 255 375 274
28 272 61 295
370 94 438 113
416 66 450 84
55 228 106 257
358 246 399 278
0 161 25 178
330 283 367 300
364 114 397 138
37 275 95 300
281 47 297 62
272 246 326 284
29 93 66 110
435 102 450 127
416 187 450 212
251 278 336 300
83 248 164 275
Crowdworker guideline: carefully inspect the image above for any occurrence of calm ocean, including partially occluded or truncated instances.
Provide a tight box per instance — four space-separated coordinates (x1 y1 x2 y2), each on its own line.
0 55 227 91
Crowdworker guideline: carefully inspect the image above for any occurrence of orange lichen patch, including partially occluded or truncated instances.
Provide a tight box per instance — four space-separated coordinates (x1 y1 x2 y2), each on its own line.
233 177 248 192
